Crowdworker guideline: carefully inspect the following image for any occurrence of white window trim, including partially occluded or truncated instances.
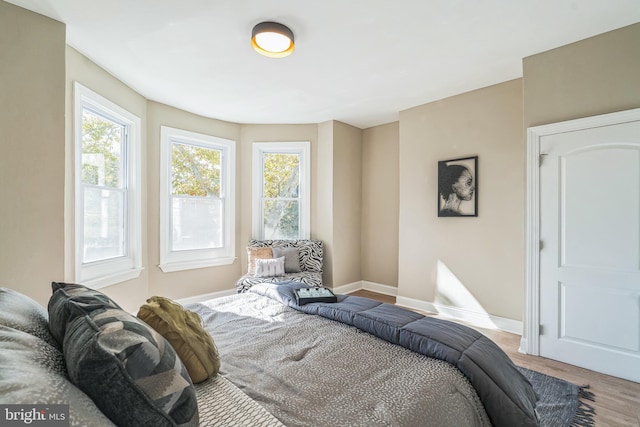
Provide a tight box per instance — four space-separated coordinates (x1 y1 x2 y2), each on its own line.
74 82 142 289
252 141 311 240
159 126 236 272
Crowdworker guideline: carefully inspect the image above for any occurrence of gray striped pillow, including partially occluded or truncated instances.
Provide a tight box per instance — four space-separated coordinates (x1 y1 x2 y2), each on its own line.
254 256 286 277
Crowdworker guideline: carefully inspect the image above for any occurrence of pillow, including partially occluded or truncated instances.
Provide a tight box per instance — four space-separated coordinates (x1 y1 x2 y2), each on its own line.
63 303 198 427
48 281 121 345
254 256 286 278
0 325 116 426
0 288 59 349
247 247 273 276
137 296 220 384
271 247 302 273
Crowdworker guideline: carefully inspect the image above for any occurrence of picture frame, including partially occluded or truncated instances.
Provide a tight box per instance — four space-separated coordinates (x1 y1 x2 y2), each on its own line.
438 156 478 217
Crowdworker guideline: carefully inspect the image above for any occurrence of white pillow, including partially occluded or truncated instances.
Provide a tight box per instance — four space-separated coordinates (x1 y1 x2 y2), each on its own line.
254 256 286 278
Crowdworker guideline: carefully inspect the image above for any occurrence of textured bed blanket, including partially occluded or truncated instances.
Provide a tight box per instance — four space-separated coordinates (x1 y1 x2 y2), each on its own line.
188 292 491 427
250 282 539 427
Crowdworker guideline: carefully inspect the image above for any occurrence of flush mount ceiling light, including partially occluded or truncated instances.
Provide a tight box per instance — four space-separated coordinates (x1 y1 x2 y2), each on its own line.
251 21 295 58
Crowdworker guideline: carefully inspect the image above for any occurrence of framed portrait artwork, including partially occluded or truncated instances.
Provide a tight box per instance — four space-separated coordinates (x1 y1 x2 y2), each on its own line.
437 156 478 217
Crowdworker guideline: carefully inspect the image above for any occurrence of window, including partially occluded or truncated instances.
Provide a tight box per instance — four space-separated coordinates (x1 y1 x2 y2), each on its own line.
252 142 310 239
74 83 142 288
160 126 235 272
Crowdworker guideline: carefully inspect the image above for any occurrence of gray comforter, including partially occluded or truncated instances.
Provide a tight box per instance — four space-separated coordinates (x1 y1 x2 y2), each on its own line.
251 282 539 427
189 291 494 426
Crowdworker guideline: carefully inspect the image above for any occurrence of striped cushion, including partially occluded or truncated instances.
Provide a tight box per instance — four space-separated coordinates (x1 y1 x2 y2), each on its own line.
254 256 286 277
248 240 323 273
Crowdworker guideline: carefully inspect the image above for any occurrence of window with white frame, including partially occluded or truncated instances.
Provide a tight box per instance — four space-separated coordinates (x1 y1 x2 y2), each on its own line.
74 82 142 288
252 142 310 240
159 126 235 272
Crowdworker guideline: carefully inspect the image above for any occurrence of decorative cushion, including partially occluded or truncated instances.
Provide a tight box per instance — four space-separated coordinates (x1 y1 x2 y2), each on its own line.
48 281 121 345
237 271 323 293
0 325 116 426
63 303 198 427
254 256 286 278
137 296 220 384
247 247 273 276
248 239 323 273
272 247 301 273
0 287 59 349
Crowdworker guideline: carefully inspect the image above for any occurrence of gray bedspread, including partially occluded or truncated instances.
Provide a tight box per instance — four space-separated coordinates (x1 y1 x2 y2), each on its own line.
250 282 539 427
188 292 492 427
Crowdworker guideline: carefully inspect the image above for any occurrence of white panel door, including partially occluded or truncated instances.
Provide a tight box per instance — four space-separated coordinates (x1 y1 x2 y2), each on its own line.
539 119 640 382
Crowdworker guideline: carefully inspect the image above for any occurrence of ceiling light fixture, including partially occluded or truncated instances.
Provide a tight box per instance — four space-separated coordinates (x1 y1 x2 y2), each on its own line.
251 21 295 58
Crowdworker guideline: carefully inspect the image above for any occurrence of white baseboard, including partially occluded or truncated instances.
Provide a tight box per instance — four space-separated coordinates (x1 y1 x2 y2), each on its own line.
331 281 362 294
331 280 399 296
396 295 523 336
361 281 398 296
176 288 237 305
518 338 528 354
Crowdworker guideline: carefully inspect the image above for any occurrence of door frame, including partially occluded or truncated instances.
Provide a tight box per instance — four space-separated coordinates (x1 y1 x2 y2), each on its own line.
523 108 640 356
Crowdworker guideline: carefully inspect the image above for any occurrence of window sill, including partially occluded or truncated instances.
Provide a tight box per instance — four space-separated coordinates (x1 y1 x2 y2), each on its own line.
159 257 236 273
82 267 144 290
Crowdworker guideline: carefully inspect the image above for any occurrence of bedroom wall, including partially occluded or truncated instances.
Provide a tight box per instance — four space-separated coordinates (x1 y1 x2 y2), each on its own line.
316 121 335 285
331 121 363 286
0 2 66 306
65 46 150 312
146 102 241 301
523 22 640 128
361 122 399 288
397 79 525 321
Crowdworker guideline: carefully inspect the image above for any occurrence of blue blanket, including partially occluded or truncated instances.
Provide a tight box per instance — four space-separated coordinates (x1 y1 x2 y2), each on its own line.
250 282 539 427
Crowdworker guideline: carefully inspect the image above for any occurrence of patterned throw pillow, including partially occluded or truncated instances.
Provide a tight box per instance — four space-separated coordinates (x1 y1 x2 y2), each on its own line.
64 305 199 427
271 247 301 273
247 247 273 276
138 296 220 384
254 256 286 277
48 282 122 345
47 282 198 427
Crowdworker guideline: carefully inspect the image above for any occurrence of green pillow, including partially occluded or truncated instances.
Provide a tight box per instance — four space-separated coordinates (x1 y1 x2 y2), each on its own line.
138 296 220 384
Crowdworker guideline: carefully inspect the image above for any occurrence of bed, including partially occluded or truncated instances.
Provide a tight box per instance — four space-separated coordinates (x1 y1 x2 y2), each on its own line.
186 282 539 427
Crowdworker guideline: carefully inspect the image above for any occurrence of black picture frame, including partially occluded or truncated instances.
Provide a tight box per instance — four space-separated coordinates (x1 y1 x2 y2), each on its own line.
438 156 478 217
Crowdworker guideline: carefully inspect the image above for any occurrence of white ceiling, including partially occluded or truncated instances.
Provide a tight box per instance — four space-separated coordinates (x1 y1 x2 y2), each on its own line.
6 0 640 128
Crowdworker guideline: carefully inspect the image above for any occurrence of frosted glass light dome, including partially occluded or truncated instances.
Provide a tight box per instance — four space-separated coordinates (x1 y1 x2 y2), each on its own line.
251 22 295 58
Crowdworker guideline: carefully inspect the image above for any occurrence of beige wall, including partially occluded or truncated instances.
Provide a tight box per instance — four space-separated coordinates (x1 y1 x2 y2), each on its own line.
398 79 524 321
146 102 241 301
361 122 399 287
316 121 335 285
0 2 65 306
331 121 363 286
523 22 640 128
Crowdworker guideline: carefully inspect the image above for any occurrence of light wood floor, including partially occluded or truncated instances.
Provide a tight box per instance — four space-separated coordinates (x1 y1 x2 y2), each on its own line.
351 290 640 427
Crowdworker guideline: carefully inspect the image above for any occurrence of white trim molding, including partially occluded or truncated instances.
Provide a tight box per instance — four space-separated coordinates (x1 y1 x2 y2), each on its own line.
361 281 398 296
159 126 236 273
331 280 399 296
331 281 363 294
175 288 237 305
396 295 523 336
